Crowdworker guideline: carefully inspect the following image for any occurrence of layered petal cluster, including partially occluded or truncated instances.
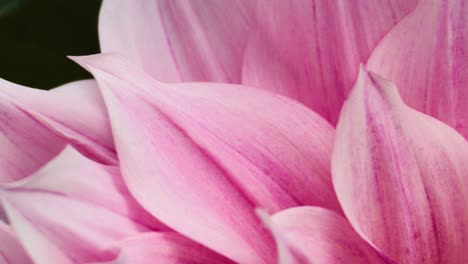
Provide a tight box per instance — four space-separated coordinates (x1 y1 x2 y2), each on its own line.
99 0 418 124
99 0 255 83
1 147 157 263
1 0 468 263
94 233 233 264
72 53 343 263
0 79 115 183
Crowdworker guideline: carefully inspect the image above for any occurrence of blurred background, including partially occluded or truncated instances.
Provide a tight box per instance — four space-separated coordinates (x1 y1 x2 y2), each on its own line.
0 0 102 90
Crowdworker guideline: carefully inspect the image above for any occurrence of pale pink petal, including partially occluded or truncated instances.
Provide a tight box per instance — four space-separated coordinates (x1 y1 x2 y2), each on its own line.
0 79 116 164
1 147 151 263
0 221 33 264
2 201 74 264
99 0 254 83
242 0 417 124
3 146 165 230
367 0 468 138
93 232 234 264
332 68 468 263
73 53 341 263
0 83 66 183
260 207 391 264
256 209 309 264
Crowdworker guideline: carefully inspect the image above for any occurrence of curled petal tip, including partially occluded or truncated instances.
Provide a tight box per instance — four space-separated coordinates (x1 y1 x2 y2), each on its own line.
367 0 468 138
352 66 404 107
333 70 468 263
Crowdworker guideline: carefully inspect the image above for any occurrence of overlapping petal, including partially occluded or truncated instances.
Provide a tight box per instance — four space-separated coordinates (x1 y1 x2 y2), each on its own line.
99 0 417 125
241 0 417 124
94 232 234 264
99 0 254 83
73 53 340 263
0 83 65 183
0 79 116 165
0 221 32 264
332 68 468 263
260 207 391 264
1 146 152 264
367 0 468 138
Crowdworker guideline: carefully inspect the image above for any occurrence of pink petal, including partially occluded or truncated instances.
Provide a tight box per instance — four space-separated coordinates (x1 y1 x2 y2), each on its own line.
73 53 340 263
99 0 254 83
3 146 165 230
332 68 468 263
93 232 234 264
242 0 417 124
0 79 116 164
259 207 391 264
1 146 151 263
367 0 468 138
0 82 66 183
2 201 74 264
0 221 33 264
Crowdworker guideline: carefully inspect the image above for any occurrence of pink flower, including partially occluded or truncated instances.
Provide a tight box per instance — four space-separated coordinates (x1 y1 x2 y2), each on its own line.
1 0 468 263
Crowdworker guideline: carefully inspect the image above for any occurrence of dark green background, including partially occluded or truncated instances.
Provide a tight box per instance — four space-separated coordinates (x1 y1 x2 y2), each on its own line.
0 0 102 90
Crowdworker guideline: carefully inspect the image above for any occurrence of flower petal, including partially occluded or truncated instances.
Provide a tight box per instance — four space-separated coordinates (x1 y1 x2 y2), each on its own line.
0 221 33 264
332 68 468 263
1 146 151 263
73 53 340 263
367 0 468 138
2 201 74 264
260 207 391 264
0 79 116 164
3 146 164 230
99 0 254 83
242 0 417 124
93 232 234 264
0 83 65 183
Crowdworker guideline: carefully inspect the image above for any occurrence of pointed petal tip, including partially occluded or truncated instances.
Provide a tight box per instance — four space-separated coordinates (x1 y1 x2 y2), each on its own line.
255 208 274 232
70 53 124 72
350 67 404 107
71 53 162 93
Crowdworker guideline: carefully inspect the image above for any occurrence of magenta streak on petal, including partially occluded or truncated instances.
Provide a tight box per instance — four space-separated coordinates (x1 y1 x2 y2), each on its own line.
332 67 468 263
156 1 183 81
367 0 468 139
242 0 418 124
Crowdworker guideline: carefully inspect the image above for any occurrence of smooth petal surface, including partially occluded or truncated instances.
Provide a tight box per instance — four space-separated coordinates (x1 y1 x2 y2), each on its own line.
367 0 468 138
1 147 150 264
0 79 116 164
256 209 309 264
332 68 468 263
0 82 65 183
0 221 32 264
261 207 390 264
74 53 340 263
99 0 254 83
94 232 233 264
2 146 164 230
242 0 417 124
